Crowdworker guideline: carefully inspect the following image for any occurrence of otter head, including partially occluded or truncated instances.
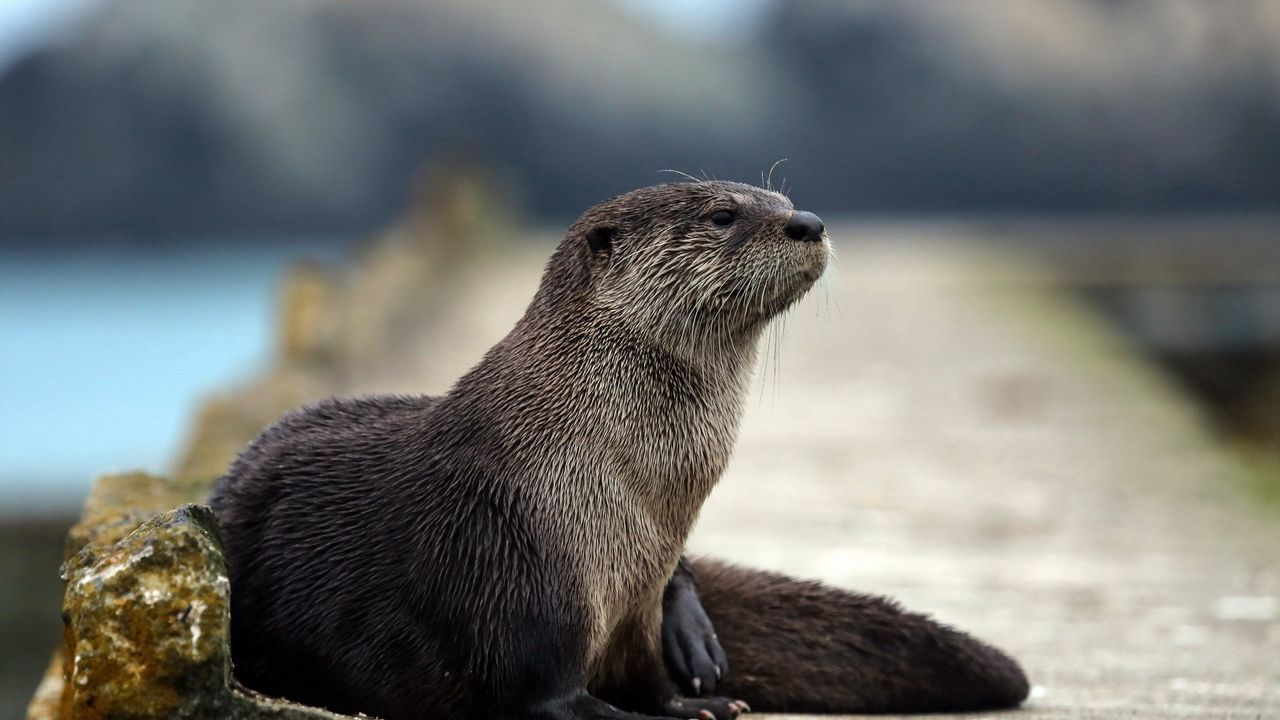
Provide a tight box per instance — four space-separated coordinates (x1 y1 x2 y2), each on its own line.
542 181 828 360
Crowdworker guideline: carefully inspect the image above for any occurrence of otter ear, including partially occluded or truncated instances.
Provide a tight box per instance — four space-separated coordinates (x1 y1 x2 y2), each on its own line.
584 225 617 256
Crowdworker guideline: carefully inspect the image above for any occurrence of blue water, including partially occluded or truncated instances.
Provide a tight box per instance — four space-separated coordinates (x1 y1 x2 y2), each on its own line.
0 239 349 513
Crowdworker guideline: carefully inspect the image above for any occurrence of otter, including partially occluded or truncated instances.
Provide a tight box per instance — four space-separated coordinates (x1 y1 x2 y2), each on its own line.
211 181 1028 720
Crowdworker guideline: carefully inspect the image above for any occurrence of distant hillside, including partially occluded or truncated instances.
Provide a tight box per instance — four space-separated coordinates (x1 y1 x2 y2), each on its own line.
1 0 1277 240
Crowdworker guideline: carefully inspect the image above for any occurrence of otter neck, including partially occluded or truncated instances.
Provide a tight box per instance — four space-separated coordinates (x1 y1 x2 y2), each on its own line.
465 300 762 535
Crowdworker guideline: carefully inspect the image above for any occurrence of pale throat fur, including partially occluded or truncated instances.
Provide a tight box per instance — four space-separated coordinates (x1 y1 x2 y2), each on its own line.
461 301 762 668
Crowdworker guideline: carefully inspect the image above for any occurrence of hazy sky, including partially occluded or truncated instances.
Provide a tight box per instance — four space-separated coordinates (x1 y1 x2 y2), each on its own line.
0 0 98 73
0 0 776 74
613 0 775 40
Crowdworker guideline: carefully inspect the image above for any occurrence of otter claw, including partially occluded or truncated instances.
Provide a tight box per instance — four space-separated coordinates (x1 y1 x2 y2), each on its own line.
662 582 726 695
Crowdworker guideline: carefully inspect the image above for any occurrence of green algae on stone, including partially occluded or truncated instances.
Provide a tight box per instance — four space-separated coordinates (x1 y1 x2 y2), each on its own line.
58 504 355 720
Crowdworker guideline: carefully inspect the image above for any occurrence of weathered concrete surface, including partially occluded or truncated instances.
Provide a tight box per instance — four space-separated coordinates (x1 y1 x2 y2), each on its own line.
29 224 1280 718
382 233 1280 719
684 237 1280 719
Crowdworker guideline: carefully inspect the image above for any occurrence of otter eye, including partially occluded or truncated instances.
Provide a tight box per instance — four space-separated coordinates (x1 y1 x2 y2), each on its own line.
710 210 735 227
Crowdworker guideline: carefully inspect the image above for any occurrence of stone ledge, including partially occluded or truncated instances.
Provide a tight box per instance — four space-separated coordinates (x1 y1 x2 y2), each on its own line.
30 473 359 720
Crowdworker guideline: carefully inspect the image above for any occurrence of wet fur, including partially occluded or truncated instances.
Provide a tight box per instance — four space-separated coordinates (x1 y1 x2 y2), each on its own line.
688 558 1030 713
211 181 1027 719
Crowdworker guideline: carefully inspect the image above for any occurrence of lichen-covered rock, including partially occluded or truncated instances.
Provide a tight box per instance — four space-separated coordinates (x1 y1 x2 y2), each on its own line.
62 472 206 563
56 504 354 720
26 653 64 720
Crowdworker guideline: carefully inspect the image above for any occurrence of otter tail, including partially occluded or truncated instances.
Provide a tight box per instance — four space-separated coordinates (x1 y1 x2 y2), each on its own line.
688 557 1030 713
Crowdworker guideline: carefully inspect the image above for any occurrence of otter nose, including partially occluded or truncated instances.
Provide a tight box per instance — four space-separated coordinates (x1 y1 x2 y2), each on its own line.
785 211 825 242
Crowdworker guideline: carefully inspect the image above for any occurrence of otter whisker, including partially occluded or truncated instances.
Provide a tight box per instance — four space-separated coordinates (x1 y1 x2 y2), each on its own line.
657 169 706 184
766 158 788 192
775 310 790 400
821 243 844 323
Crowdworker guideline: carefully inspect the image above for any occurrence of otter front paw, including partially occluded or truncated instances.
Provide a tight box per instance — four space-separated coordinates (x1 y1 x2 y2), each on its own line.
661 584 727 696
662 696 749 720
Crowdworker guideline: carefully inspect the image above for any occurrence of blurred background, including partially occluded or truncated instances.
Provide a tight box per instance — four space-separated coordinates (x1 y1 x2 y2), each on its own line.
2 0 1278 716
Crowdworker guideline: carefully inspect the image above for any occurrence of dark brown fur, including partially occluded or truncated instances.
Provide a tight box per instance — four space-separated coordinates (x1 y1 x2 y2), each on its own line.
211 181 1028 720
689 558 1029 713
